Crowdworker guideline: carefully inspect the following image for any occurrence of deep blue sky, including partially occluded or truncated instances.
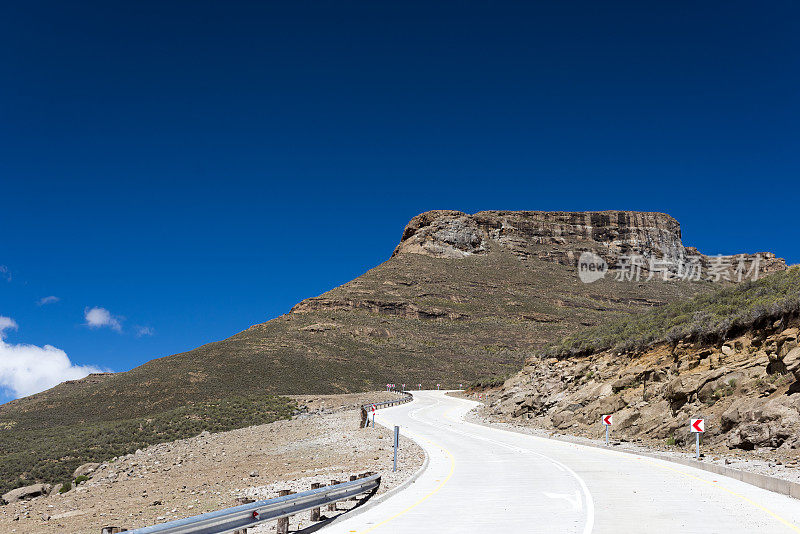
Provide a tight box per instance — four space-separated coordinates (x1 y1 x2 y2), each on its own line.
1 1 798 401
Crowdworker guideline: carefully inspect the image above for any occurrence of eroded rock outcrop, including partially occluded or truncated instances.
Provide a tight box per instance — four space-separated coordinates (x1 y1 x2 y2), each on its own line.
488 319 800 452
290 297 468 320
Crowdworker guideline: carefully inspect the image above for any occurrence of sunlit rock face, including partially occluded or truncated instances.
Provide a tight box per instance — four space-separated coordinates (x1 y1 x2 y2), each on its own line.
392 210 786 277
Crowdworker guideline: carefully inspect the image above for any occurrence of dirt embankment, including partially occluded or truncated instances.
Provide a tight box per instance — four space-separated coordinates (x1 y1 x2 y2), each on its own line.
0 392 423 534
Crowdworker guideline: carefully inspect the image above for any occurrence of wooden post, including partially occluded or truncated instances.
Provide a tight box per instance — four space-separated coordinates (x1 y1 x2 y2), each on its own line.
101 528 127 533
233 498 254 534
360 407 367 428
276 490 292 534
328 480 340 511
349 475 357 500
310 483 322 521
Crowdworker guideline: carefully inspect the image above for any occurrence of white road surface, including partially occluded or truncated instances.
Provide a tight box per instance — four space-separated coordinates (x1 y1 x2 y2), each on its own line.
324 390 800 534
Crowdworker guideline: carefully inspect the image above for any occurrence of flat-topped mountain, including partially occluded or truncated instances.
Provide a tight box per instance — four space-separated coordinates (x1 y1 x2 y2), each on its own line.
0 210 786 494
392 210 784 274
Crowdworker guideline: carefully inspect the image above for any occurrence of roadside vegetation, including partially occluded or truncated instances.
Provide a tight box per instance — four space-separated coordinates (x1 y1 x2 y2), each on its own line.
0 395 294 496
543 266 800 358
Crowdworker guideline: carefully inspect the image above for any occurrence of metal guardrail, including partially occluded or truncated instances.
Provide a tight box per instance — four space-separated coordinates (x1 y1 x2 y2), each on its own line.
362 391 413 410
126 474 380 534
360 391 413 428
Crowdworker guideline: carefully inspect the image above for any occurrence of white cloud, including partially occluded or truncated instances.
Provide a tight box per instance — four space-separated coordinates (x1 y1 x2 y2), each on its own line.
0 266 10 282
135 325 154 337
0 317 19 339
0 316 103 399
37 296 60 306
84 307 122 332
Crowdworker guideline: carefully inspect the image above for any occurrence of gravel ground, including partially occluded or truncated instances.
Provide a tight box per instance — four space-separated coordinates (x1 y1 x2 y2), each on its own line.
0 392 423 534
456 393 800 486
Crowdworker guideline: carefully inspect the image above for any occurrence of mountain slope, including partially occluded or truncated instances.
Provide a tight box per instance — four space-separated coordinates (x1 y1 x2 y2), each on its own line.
0 210 784 494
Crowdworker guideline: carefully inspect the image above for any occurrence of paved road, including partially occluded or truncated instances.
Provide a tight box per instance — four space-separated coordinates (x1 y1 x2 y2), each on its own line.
325 390 800 534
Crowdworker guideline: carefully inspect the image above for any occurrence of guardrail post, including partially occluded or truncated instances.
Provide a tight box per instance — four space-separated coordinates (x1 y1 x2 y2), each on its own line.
310 483 322 521
349 475 358 500
233 497 254 534
328 480 340 511
276 490 293 534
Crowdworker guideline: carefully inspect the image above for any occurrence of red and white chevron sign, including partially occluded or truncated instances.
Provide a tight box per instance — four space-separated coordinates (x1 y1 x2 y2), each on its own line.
691 418 705 433
602 415 613 426
371 404 377 412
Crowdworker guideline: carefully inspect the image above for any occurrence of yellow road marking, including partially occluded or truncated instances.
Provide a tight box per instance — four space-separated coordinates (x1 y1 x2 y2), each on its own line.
635 456 800 533
351 404 458 534
446 395 800 532
352 434 456 534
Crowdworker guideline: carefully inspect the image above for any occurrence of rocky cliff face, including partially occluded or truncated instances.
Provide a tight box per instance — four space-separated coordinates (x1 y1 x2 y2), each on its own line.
393 210 683 259
392 210 785 277
486 319 800 454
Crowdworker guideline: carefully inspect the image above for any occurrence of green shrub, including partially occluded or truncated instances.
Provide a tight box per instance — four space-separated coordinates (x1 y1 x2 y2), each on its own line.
58 481 71 493
73 475 89 485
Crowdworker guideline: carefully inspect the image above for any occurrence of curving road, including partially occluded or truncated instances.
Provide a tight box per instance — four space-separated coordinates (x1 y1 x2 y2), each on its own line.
324 390 800 534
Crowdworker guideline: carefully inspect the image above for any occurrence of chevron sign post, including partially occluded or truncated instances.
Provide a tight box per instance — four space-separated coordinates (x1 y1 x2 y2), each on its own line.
602 415 613 445
691 418 705 460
